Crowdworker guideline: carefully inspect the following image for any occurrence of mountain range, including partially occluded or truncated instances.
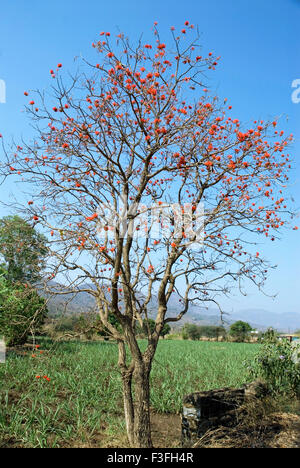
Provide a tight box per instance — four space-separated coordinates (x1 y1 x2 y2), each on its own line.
42 282 300 333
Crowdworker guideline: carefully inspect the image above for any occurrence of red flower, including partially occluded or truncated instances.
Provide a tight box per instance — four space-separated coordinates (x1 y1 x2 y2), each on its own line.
86 213 98 221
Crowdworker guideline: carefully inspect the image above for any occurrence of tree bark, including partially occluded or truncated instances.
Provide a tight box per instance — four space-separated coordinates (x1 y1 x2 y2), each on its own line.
120 359 153 448
132 362 152 448
118 320 156 448
121 369 135 446
118 340 135 446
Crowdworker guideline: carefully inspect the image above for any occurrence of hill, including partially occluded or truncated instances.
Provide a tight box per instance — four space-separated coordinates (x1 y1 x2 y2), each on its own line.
41 282 300 332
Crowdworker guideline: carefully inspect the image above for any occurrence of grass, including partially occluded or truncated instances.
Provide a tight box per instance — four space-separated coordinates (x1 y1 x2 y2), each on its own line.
0 338 259 448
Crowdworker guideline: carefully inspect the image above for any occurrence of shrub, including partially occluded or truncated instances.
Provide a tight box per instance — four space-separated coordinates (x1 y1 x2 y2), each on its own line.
248 338 300 396
0 273 47 346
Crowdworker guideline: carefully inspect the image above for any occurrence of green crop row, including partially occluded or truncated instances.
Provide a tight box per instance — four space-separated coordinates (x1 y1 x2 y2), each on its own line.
0 338 259 447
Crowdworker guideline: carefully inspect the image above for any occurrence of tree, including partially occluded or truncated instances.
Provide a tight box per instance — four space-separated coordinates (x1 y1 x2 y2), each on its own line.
229 320 252 342
213 326 226 341
139 318 170 338
182 323 201 340
182 324 226 341
0 266 47 346
0 217 48 345
160 322 171 339
0 21 295 447
0 215 47 284
199 325 226 341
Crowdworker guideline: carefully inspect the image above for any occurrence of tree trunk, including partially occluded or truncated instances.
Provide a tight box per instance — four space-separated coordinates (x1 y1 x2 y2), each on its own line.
121 369 135 447
121 361 152 447
118 340 135 446
132 362 152 448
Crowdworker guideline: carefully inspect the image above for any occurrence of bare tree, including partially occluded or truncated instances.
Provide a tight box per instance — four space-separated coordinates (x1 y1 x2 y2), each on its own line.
0 21 296 447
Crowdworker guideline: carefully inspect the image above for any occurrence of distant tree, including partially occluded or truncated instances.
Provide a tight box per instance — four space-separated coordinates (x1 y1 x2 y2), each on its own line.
0 215 47 284
182 324 226 341
182 323 201 340
95 312 122 337
53 315 80 333
69 311 122 340
229 320 252 342
208 325 225 341
0 266 47 346
214 326 226 341
160 323 171 339
197 325 226 340
141 318 170 338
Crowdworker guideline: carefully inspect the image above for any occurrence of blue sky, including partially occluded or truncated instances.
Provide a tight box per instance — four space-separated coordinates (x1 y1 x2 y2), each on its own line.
0 0 299 314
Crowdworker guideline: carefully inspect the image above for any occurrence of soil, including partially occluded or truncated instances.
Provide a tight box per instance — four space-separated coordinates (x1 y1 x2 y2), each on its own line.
152 411 300 449
1 409 299 448
151 412 182 448
182 411 300 449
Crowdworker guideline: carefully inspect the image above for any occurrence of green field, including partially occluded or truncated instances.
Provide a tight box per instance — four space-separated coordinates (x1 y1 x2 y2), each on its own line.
0 338 259 448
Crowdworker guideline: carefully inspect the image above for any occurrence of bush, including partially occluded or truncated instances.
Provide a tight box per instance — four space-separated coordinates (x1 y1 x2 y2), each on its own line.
259 327 278 343
247 338 300 396
165 332 182 340
0 274 47 346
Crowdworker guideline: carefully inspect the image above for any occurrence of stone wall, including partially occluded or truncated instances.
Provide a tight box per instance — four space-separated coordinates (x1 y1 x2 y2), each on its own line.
181 380 268 444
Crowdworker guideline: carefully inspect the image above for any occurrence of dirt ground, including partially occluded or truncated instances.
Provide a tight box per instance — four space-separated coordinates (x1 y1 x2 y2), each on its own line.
150 411 300 449
151 412 182 447
2 410 299 448
85 408 300 448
